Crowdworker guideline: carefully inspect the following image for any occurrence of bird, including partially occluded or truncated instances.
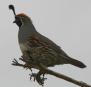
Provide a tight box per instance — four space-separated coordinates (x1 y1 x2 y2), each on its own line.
9 4 86 85
9 5 86 69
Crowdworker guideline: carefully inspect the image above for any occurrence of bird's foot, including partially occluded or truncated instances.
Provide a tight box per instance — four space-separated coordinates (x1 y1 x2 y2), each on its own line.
29 71 47 86
29 73 37 81
12 58 28 69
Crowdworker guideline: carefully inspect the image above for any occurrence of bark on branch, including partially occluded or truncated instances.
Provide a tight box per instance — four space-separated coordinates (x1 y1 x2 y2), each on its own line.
12 58 91 87
38 63 91 87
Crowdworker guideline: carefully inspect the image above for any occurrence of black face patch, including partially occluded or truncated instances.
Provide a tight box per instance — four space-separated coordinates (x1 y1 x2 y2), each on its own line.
14 16 22 27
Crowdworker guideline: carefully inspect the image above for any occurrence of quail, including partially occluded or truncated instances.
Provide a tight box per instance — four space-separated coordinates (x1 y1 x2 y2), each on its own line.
9 5 86 85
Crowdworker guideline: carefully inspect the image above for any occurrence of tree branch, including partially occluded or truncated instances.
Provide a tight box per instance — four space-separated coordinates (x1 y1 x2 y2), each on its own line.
38 63 91 87
12 58 91 87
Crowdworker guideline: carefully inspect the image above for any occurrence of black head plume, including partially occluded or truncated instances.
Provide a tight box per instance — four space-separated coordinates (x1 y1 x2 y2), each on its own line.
9 4 16 17
9 5 22 27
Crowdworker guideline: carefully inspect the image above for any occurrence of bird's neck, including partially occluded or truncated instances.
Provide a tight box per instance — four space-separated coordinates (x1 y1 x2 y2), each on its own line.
18 23 38 43
20 22 37 34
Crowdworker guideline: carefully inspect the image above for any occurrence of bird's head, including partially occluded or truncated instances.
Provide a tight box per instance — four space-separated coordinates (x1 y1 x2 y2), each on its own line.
9 5 32 28
14 13 32 27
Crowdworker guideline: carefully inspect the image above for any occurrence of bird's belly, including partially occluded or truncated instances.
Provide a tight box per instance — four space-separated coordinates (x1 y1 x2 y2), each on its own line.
19 43 67 67
19 43 29 53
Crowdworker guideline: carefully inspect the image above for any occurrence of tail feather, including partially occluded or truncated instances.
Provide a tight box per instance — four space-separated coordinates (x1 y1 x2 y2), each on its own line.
68 57 86 68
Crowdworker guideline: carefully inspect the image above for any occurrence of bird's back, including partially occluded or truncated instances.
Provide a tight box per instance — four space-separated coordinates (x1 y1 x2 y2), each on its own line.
36 32 69 57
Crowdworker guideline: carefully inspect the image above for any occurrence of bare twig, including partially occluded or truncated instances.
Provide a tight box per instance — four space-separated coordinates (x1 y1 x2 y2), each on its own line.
38 63 91 87
12 57 91 87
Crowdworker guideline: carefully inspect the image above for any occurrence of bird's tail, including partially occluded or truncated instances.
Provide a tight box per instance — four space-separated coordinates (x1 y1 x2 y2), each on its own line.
68 57 86 68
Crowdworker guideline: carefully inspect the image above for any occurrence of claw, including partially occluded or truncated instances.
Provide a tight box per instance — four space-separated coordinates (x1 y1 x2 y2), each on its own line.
36 75 44 86
36 72 47 86
29 71 47 86
12 59 20 66
19 57 23 61
12 58 28 69
29 73 37 81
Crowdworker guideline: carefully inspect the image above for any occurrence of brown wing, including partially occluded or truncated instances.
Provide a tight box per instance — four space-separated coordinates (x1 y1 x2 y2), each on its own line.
30 33 69 57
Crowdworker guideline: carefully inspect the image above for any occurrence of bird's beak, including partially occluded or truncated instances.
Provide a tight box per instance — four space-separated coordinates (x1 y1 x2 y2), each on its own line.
13 16 22 27
13 16 17 23
13 19 16 23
